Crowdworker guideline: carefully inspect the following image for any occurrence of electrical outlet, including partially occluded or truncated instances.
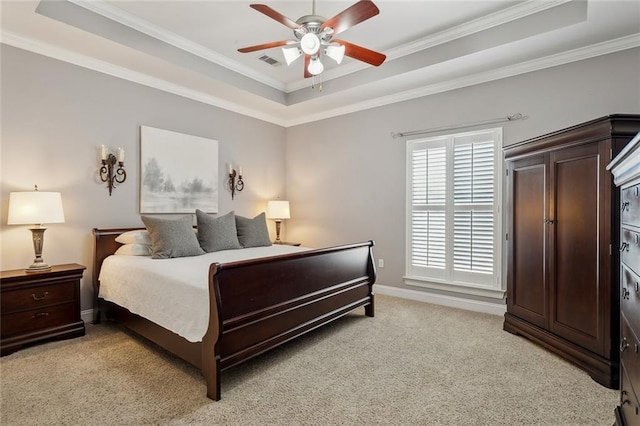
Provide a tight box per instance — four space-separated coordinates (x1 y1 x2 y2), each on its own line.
378 258 384 268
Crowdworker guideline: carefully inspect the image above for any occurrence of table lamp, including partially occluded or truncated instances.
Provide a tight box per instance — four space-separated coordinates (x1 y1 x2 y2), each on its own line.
266 200 290 243
7 186 65 272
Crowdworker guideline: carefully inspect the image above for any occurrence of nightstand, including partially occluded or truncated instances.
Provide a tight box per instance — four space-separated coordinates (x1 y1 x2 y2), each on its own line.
275 242 301 246
1 263 86 356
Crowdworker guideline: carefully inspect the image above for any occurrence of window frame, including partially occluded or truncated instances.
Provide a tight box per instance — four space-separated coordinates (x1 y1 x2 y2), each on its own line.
404 127 504 299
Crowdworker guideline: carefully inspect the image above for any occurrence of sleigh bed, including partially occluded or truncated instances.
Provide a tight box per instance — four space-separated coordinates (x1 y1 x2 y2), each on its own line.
92 227 376 400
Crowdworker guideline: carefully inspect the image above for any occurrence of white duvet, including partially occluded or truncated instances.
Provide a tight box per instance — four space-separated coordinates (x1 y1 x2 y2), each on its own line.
98 245 309 342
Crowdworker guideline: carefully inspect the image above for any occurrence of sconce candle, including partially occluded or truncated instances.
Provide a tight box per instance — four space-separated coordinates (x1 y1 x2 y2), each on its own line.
99 146 127 196
228 164 244 200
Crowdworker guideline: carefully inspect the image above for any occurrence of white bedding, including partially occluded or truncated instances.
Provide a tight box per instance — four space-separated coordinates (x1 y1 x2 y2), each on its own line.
98 245 309 342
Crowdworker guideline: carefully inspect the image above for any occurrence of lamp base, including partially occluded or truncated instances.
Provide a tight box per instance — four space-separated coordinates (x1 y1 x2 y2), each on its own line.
26 262 52 273
26 226 52 272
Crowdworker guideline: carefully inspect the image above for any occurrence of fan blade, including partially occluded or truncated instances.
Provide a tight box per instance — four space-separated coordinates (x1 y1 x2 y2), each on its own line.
238 40 292 53
250 4 300 30
304 55 312 78
321 0 380 36
334 39 386 66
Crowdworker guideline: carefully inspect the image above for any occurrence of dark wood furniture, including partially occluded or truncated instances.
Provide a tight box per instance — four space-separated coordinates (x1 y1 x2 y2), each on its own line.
93 228 376 401
503 114 640 389
610 132 640 425
1 263 86 356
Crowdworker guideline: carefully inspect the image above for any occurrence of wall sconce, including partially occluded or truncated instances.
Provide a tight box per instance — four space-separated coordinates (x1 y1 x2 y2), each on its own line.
266 200 290 243
7 185 65 272
228 164 244 200
99 145 126 196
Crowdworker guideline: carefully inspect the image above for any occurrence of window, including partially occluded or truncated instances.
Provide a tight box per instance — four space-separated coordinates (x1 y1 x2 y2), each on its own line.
405 128 503 298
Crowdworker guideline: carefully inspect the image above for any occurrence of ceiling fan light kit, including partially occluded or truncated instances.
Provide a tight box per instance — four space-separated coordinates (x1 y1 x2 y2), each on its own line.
238 0 386 83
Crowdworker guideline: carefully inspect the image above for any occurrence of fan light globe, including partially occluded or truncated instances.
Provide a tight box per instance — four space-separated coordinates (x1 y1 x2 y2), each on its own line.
307 57 324 75
325 44 345 64
300 33 320 55
282 46 303 65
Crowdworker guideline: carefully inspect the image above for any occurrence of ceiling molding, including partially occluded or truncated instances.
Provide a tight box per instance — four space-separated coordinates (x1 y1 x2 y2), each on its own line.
3 26 637 128
388 0 572 60
68 0 287 92
67 0 574 96
0 30 288 127
284 33 640 127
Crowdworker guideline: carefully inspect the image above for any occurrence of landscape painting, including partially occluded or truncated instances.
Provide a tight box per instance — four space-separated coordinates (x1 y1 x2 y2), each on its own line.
140 126 218 213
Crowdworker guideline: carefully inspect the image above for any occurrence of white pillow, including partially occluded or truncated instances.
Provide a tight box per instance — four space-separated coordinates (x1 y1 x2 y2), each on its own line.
115 230 151 245
114 243 152 256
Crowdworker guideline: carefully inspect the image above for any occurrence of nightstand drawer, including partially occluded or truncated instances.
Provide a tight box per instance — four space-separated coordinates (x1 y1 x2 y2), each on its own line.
1 281 76 312
1 302 77 337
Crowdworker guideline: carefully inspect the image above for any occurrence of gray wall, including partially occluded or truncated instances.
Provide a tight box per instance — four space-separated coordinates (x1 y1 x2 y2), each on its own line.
285 48 640 302
0 45 287 311
2 44 639 313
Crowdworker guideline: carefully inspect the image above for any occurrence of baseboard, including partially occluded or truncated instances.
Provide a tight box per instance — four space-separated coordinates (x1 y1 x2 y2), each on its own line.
374 284 506 316
81 308 95 324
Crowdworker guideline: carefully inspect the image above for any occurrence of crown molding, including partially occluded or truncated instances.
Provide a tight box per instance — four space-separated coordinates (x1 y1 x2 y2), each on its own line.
68 0 287 92
284 0 573 93
69 0 573 95
2 28 638 128
284 34 640 127
388 0 573 60
0 30 288 127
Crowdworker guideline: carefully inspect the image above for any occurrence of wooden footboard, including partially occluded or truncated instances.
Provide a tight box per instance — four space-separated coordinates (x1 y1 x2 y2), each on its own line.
93 228 376 401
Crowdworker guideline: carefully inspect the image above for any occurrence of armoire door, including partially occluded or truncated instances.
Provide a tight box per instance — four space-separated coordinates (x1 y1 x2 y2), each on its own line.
507 154 548 328
548 141 611 356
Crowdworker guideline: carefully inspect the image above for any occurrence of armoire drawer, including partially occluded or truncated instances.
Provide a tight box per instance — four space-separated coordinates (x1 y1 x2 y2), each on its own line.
622 183 640 226
623 227 640 276
623 265 640 333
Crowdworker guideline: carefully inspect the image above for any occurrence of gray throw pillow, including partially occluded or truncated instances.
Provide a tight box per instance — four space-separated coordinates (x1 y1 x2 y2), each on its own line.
235 212 272 248
196 209 242 252
141 215 205 259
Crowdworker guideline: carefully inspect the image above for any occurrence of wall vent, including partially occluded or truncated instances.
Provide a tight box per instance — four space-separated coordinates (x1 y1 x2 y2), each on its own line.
258 55 281 67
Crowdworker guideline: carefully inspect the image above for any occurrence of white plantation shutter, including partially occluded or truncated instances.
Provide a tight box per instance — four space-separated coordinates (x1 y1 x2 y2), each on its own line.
406 128 501 293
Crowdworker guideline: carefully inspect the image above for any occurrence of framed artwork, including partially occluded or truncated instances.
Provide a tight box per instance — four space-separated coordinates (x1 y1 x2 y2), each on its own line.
140 126 219 213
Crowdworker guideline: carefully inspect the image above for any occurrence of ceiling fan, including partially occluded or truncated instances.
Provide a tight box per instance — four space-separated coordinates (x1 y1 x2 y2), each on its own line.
238 0 386 78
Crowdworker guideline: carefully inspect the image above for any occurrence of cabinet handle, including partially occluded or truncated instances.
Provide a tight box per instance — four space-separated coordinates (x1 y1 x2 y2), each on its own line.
31 291 49 301
621 242 630 252
636 281 640 293
622 201 630 212
623 287 631 300
621 337 630 352
30 312 49 320
544 219 555 225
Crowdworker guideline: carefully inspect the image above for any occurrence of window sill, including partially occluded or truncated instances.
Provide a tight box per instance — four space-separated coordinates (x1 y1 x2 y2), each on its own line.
404 276 505 299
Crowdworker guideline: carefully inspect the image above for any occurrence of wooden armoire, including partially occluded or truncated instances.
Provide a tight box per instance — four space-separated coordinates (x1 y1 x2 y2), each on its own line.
503 114 640 389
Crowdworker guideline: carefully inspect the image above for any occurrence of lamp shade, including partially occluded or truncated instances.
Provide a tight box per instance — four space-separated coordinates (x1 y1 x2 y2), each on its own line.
266 200 290 220
7 191 65 225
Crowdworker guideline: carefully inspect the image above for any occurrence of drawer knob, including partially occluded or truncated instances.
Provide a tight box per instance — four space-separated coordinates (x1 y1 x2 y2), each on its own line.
30 312 49 320
622 390 630 405
636 281 640 293
622 201 630 212
621 337 629 352
31 291 49 301
623 287 631 300
621 242 630 252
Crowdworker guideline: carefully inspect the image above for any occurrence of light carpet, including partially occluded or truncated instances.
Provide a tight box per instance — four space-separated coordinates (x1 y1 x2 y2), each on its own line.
0 295 618 425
